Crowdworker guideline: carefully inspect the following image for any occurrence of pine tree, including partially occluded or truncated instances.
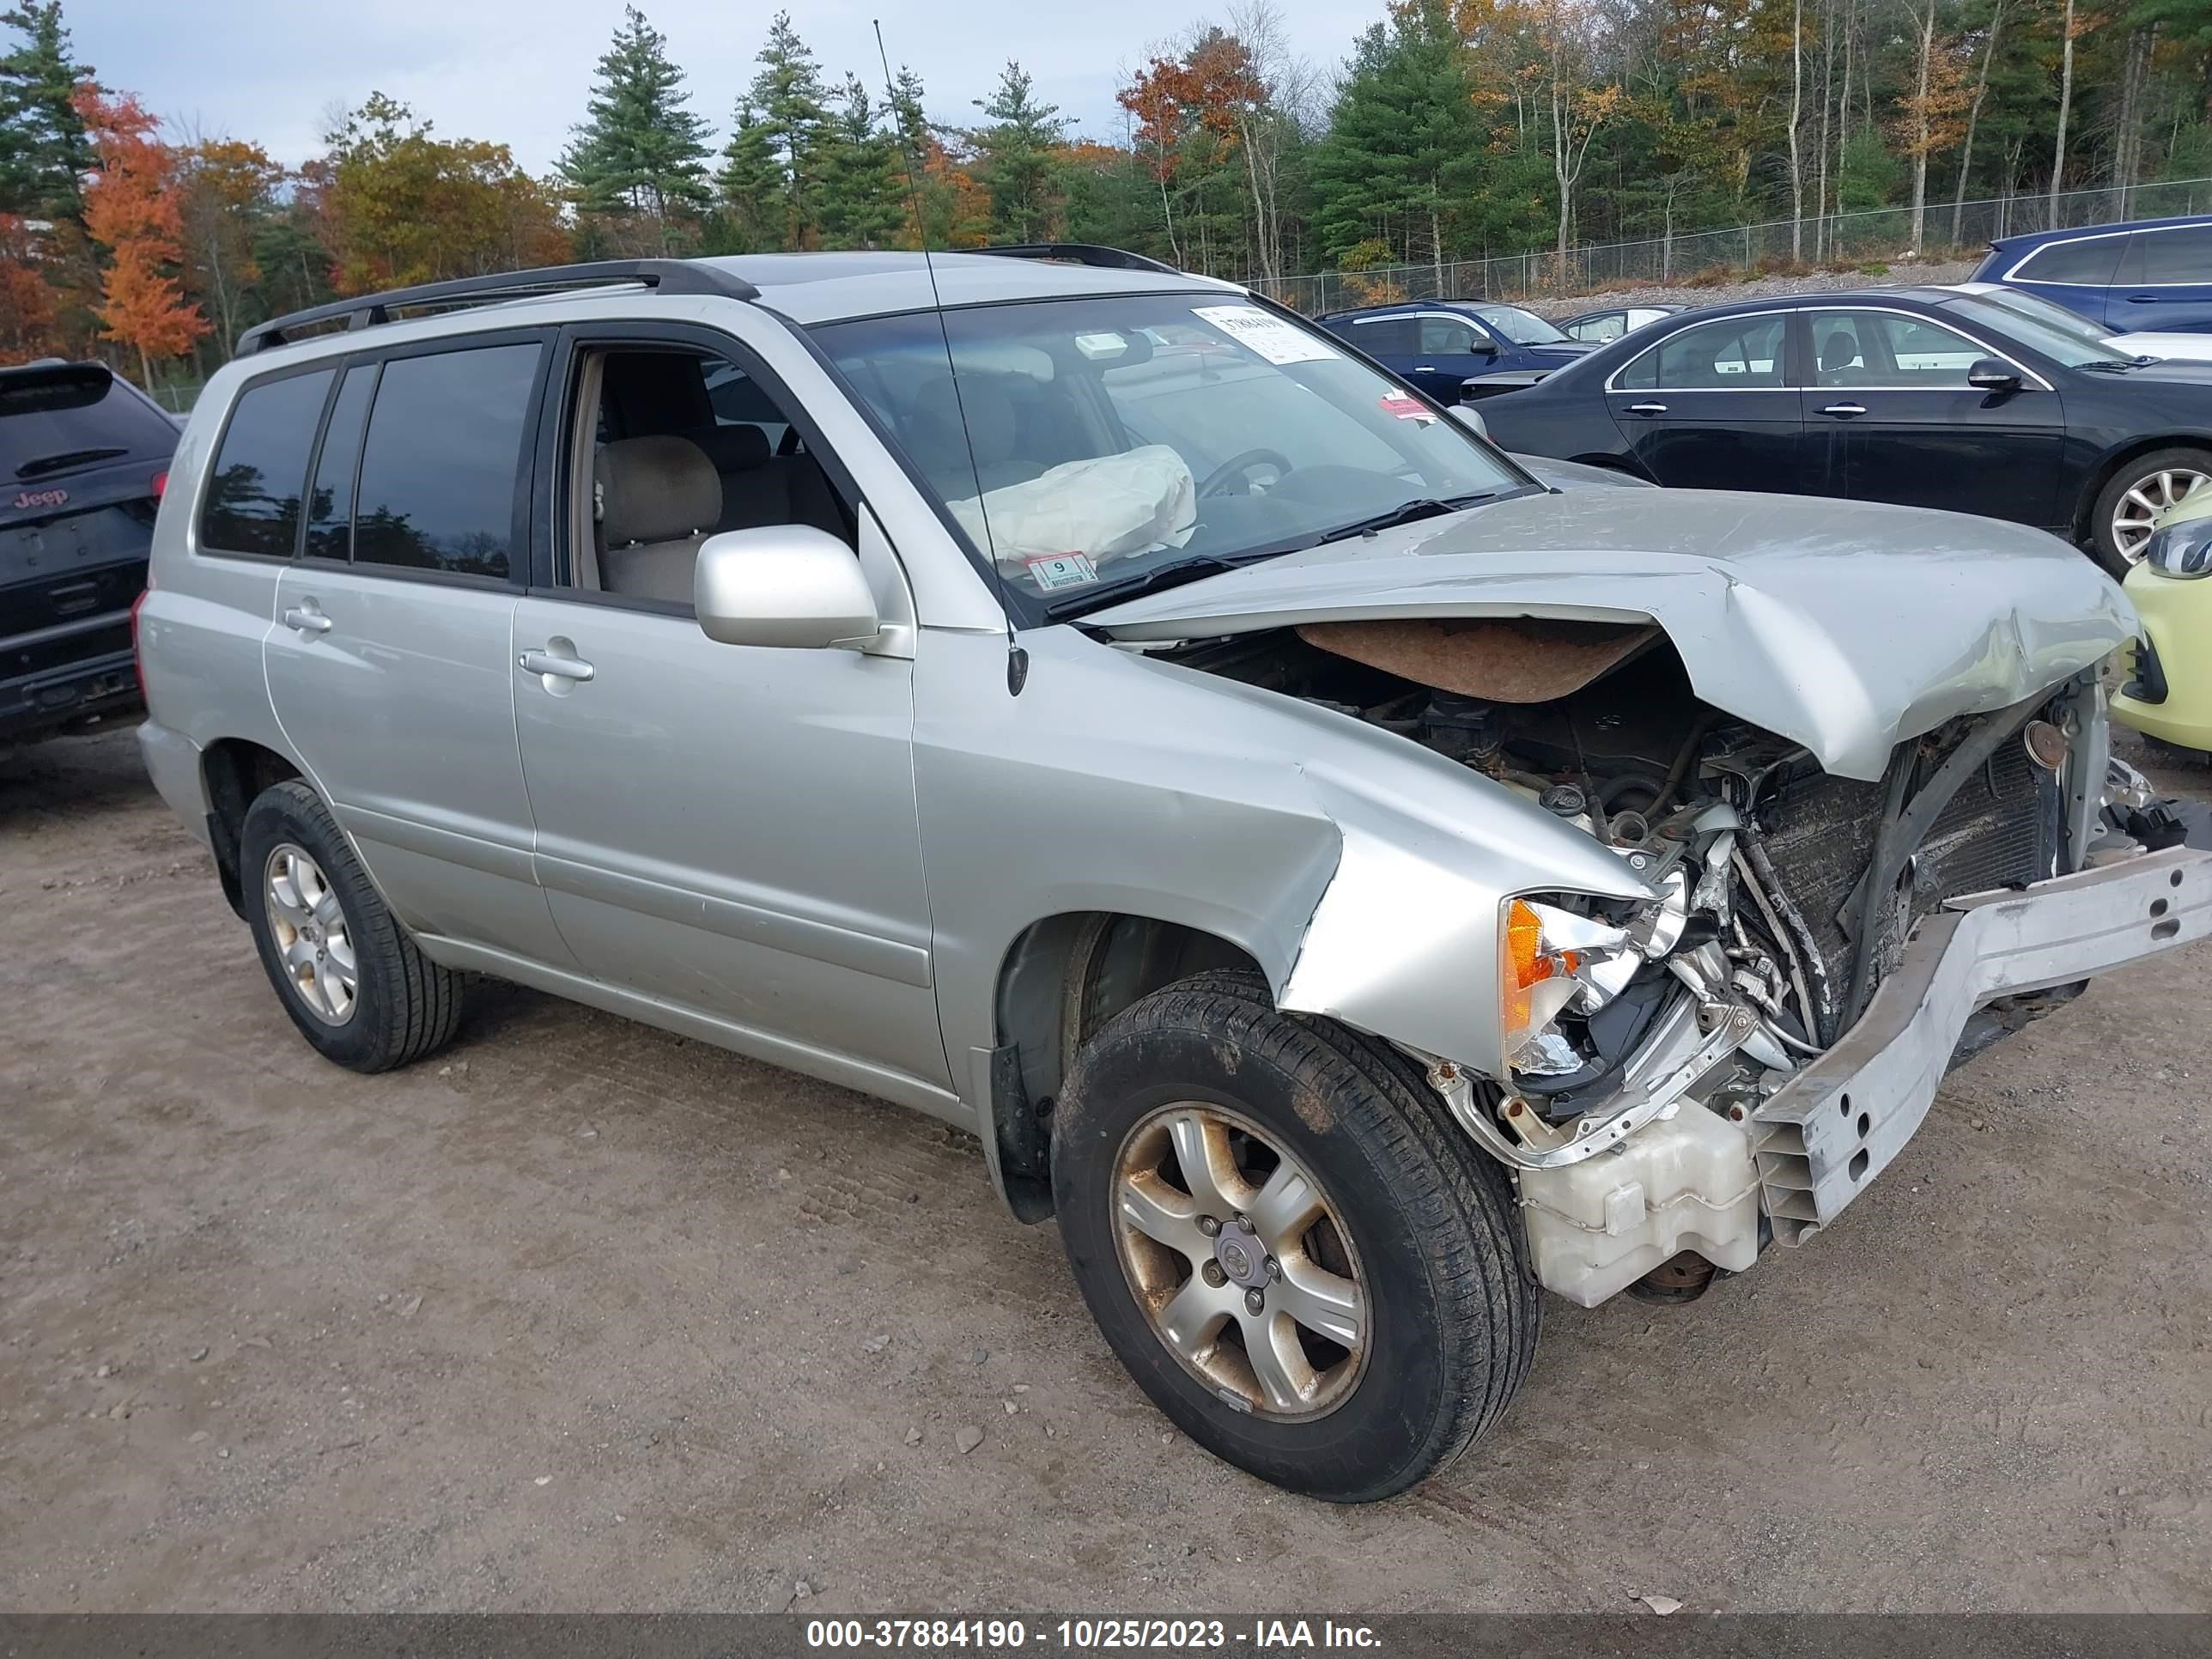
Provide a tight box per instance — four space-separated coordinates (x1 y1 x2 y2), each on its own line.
970 62 1068 243
1310 0 1482 266
815 75 908 249
716 100 787 250
746 11 830 247
559 5 711 254
0 1 97 221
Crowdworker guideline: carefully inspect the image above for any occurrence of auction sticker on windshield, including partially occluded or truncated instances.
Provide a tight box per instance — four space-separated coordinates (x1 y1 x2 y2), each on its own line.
1193 305 1340 366
1378 392 1431 421
1025 553 1099 591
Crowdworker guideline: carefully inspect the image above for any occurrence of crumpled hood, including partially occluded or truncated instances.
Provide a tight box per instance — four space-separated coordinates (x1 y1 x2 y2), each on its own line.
1086 487 2136 781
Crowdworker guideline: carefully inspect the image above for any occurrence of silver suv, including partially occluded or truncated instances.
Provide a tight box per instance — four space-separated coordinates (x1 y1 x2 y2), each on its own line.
137 251 2209 1502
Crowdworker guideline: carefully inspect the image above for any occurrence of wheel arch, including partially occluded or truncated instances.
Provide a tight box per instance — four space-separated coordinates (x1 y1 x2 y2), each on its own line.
985 909 1266 1222
200 737 302 918
2073 434 2212 544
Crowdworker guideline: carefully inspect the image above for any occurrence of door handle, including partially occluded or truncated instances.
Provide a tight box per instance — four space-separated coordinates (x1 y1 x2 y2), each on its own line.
2128 294 2160 303
1626 402 1668 416
282 605 332 635
1413 364 1437 373
1821 403 1868 416
519 648 594 683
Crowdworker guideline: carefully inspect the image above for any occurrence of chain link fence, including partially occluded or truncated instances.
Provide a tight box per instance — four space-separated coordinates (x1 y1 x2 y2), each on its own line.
1254 176 2212 313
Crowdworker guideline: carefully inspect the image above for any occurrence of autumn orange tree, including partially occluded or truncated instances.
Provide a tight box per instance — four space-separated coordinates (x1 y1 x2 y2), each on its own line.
73 86 206 386
0 210 58 357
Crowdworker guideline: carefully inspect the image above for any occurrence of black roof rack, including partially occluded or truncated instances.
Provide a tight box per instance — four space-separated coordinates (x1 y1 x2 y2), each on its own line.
975 243 1183 276
235 258 759 357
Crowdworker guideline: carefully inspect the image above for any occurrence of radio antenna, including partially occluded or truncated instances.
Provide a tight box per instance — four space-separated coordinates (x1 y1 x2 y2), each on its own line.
874 21 1027 694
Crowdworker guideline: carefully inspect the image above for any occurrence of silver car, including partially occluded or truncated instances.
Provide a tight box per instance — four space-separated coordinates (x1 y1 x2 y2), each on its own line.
136 250 2210 1502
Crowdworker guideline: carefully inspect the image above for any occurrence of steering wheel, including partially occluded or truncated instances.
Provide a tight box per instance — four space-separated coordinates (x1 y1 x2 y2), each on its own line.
1199 448 1296 498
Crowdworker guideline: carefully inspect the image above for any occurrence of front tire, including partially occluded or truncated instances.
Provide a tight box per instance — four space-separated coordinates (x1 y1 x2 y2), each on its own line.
240 780 465 1073
1051 969 1538 1502
2089 447 2212 576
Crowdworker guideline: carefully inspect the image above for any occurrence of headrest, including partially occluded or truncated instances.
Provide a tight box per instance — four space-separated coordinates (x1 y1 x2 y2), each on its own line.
683 422 771 474
595 435 721 547
1818 329 1856 373
915 373 1018 466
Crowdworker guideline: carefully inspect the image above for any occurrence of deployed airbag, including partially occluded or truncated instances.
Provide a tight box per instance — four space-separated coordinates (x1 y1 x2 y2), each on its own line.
950 444 1196 574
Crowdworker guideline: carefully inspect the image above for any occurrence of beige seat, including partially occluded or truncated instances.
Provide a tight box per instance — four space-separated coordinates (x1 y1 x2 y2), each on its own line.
595 435 722 604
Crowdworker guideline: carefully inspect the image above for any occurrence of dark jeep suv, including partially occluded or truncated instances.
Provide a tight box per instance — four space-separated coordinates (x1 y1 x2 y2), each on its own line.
1 360 179 746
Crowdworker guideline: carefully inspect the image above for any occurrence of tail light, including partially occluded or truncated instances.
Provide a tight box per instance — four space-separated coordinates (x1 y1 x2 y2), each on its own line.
150 469 167 500
131 584 153 702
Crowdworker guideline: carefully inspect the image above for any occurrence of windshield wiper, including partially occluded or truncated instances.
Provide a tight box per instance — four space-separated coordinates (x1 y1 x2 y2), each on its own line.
1315 491 1498 545
1043 554 1242 617
2078 357 2146 373
16 446 127 478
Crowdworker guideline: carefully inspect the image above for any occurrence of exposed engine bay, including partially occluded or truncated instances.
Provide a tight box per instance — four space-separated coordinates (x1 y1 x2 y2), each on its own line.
1164 616 2094 1304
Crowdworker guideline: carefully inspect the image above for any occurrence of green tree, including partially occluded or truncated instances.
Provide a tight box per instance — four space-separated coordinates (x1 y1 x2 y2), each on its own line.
0 0 97 221
715 100 788 250
745 10 830 247
1310 0 1481 270
970 61 1068 242
816 75 908 249
558 5 712 253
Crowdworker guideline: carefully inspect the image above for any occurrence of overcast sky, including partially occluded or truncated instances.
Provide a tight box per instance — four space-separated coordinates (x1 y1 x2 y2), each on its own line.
76 0 1371 173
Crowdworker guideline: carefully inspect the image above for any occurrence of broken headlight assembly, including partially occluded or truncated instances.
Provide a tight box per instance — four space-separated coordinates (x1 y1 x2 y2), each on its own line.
1500 879 1688 1077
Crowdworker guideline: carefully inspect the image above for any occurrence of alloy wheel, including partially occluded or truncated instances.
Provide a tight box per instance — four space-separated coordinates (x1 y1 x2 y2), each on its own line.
264 842 358 1024
2112 468 2212 563
1110 1103 1367 1419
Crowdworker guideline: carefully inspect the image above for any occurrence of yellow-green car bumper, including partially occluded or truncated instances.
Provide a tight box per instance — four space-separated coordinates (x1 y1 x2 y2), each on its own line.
2112 563 2212 753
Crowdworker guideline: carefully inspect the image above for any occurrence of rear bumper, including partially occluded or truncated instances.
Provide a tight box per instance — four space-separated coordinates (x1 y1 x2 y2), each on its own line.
1750 845 2212 1242
0 643 138 740
136 719 211 854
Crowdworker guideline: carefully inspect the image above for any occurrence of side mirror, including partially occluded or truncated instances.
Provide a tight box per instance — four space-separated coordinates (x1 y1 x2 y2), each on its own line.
694 526 879 650
1449 404 1490 440
1967 357 2021 392
1468 336 1500 355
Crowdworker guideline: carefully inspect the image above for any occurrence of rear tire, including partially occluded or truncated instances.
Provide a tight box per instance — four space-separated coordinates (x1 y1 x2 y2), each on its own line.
2088 447 2212 577
240 780 465 1073
1051 969 1538 1502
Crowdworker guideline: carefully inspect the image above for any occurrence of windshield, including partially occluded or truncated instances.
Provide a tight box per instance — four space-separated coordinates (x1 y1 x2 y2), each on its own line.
1471 304 1570 345
1938 292 2128 368
812 294 1528 622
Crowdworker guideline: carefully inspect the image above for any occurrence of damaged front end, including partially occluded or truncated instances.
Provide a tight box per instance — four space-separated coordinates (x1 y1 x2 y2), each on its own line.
1158 617 2209 1307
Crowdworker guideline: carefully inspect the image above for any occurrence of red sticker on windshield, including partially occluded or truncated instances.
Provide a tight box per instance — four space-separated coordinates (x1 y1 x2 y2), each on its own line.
1379 393 1431 421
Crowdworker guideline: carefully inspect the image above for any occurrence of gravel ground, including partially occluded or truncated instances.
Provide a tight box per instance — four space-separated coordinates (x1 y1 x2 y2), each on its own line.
1528 258 1981 319
2 723 2208 1613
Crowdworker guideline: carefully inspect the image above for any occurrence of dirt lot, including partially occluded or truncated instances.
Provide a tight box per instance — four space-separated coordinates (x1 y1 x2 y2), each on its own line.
3 725 2208 1613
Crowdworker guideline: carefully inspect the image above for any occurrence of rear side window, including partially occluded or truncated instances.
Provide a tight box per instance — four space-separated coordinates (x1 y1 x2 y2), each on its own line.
2012 235 2125 285
304 364 377 562
351 343 541 579
2135 225 2212 284
200 369 335 556
1345 316 1415 355
1613 314 1787 389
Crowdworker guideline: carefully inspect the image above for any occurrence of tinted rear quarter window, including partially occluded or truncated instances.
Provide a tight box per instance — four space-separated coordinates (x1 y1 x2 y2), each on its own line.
0 367 179 482
2014 235 2126 285
352 343 542 579
200 369 335 556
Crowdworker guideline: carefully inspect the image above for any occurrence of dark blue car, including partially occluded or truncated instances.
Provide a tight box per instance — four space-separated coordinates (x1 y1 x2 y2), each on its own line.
1316 301 1594 403
1972 214 2212 333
